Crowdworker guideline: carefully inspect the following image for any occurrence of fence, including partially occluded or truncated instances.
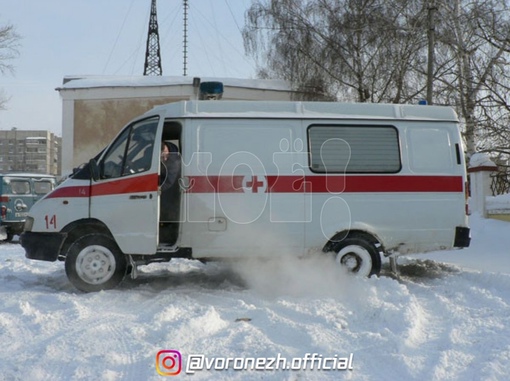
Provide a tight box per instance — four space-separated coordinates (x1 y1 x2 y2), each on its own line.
490 170 510 196
469 153 510 221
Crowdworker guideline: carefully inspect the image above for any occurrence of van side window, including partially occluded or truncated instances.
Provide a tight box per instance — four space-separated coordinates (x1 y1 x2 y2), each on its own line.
100 117 158 179
308 125 400 173
408 128 453 172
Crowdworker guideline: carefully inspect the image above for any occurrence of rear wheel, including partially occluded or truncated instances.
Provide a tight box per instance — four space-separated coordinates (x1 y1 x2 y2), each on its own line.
332 237 381 277
65 234 127 292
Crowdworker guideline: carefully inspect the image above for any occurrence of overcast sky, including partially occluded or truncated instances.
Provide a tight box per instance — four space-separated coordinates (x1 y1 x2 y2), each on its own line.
0 0 257 136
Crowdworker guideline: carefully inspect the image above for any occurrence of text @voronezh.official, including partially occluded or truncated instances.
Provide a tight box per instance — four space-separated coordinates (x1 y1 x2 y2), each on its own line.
156 350 354 376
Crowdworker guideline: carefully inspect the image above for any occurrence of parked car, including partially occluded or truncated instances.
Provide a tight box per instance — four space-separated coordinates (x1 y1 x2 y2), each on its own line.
0 173 56 241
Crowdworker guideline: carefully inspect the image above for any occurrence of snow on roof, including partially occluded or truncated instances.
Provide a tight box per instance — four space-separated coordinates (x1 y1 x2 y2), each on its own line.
58 75 292 92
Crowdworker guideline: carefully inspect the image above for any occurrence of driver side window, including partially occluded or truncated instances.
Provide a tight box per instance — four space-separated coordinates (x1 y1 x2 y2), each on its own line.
100 117 159 179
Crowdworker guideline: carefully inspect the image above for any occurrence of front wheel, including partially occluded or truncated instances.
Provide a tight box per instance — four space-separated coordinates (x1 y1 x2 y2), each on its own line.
65 234 127 292
332 237 381 277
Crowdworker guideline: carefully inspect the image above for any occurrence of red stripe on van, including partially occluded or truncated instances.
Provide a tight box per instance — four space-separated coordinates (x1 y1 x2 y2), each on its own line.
47 174 462 198
46 186 91 198
187 175 246 193
187 175 464 193
46 174 158 199
299 175 464 193
91 174 158 196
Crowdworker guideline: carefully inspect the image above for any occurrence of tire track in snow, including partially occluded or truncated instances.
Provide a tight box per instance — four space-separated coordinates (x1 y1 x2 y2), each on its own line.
4 293 147 381
395 260 510 380
398 283 453 378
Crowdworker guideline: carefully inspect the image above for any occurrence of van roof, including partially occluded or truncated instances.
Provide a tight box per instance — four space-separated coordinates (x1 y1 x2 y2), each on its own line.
146 100 458 122
0 173 56 179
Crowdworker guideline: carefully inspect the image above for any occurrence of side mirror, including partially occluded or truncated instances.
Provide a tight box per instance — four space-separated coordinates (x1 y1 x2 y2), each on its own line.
89 159 100 181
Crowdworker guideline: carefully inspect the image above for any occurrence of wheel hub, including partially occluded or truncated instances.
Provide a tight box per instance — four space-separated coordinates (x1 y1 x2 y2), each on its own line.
335 244 373 277
341 253 361 272
76 246 116 285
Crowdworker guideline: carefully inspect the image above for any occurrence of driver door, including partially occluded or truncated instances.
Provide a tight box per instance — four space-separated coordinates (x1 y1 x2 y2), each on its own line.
91 117 160 254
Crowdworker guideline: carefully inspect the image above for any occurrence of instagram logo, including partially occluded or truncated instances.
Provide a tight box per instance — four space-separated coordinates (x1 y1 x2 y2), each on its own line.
156 350 182 376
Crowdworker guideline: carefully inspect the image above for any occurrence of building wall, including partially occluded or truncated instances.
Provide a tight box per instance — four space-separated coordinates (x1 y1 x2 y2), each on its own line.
73 96 185 168
0 129 61 176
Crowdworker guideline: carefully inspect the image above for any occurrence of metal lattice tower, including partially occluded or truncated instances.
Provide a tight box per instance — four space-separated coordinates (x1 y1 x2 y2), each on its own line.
143 0 163 76
183 0 188 76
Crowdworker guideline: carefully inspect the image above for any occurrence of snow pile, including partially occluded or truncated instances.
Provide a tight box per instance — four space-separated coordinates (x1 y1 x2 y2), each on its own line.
0 214 509 380
486 193 510 212
468 152 497 169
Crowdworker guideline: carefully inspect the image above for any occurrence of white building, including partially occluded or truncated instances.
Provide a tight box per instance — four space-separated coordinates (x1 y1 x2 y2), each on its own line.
57 76 296 175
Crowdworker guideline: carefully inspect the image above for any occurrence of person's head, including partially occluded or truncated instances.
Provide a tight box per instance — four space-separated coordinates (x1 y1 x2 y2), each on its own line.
161 142 178 160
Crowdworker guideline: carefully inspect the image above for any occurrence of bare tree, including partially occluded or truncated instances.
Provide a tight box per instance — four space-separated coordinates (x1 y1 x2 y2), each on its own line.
244 0 429 102
243 0 510 162
0 23 21 110
469 0 510 164
433 0 510 158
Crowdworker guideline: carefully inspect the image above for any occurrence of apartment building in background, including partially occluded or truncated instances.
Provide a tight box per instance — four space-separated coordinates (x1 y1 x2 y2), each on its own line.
0 129 61 176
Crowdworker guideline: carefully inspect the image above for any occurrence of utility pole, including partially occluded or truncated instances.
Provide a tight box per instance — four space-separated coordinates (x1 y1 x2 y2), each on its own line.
183 0 189 76
426 0 438 105
143 0 163 76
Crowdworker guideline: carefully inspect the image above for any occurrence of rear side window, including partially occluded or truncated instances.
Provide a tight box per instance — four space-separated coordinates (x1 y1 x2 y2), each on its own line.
308 125 401 173
408 128 453 172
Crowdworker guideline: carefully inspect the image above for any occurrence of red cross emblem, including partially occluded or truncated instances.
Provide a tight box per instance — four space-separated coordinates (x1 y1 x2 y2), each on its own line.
243 175 266 193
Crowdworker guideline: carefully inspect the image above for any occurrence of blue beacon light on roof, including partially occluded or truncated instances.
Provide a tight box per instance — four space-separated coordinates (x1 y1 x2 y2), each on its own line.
199 81 224 100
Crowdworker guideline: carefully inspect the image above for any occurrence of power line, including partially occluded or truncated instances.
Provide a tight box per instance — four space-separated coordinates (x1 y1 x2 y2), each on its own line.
103 0 136 74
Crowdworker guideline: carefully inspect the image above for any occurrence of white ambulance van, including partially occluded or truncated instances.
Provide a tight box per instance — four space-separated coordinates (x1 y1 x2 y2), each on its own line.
21 99 470 292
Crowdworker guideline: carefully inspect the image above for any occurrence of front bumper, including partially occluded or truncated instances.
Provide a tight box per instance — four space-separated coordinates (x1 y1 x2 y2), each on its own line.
20 231 67 262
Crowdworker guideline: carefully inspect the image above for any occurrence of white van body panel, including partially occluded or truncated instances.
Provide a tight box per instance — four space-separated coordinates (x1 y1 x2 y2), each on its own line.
23 100 469 266
183 119 307 258
29 177 90 232
156 102 467 259
88 174 159 254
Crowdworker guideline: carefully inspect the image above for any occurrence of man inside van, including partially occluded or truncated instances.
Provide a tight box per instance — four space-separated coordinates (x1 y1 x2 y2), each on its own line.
160 142 181 190
159 141 181 245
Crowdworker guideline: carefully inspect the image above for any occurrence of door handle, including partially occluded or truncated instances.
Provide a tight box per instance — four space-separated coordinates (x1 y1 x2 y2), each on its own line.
129 195 147 200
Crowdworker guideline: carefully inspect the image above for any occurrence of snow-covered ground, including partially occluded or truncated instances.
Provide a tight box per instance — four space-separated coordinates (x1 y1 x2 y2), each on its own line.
1 214 509 381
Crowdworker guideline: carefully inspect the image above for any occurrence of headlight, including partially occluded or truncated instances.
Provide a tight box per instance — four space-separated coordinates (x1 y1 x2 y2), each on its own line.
24 216 34 232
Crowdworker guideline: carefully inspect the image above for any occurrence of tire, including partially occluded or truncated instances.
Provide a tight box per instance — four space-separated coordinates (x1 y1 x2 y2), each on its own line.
65 234 127 292
332 237 381 277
